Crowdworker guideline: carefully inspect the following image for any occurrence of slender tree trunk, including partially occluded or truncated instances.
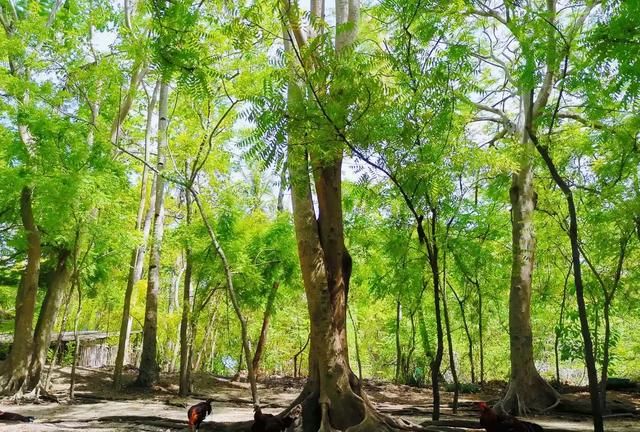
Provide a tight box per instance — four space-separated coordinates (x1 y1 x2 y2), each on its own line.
114 80 160 389
137 79 169 388
191 192 259 405
555 264 571 384
476 280 484 385
417 302 435 372
27 247 72 390
598 234 629 411
348 305 363 380
69 276 82 399
395 298 402 383
419 211 444 421
442 294 458 412
1 187 42 394
110 61 147 144
44 280 75 391
530 128 603 432
252 282 280 377
449 282 475 384
293 334 310 379
179 190 193 396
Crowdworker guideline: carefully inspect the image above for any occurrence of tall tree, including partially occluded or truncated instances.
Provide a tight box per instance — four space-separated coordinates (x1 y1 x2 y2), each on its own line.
136 79 169 387
279 0 421 429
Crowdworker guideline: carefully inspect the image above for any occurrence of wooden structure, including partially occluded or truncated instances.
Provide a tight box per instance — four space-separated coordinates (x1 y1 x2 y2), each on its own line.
0 330 141 368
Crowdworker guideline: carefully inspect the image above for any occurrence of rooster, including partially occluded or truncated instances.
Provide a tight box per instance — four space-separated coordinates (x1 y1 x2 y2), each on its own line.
251 404 302 432
187 398 213 431
478 402 544 432
0 411 35 422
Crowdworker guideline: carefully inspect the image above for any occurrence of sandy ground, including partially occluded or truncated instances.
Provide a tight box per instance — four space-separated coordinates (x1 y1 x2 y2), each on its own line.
0 367 638 431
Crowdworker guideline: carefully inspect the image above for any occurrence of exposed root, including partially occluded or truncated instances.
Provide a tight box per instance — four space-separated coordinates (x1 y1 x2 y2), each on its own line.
318 402 340 432
496 375 560 416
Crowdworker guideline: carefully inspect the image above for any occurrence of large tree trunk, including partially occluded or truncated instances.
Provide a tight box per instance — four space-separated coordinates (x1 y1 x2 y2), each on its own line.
136 79 169 388
252 281 279 377
27 247 72 390
1 187 41 395
498 92 558 414
278 0 416 429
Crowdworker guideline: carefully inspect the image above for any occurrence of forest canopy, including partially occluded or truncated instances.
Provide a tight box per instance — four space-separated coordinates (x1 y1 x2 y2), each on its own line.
0 0 638 431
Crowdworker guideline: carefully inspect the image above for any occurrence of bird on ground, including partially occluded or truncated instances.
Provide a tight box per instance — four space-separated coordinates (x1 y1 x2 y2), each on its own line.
478 401 544 432
251 404 302 432
187 398 213 432
0 411 35 422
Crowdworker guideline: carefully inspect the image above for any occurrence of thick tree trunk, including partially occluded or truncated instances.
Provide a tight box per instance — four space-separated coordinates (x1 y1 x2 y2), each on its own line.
280 0 416 429
252 282 280 377
498 93 558 415
27 248 72 390
137 79 169 388
113 80 160 389
1 187 41 395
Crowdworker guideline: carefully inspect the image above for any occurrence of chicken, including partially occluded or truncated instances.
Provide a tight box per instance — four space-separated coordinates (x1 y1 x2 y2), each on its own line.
0 411 35 422
251 404 302 432
187 398 213 431
478 402 544 432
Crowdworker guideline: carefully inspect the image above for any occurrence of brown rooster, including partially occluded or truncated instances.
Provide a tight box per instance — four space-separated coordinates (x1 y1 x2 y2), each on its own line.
251 404 302 432
187 398 213 431
478 402 544 432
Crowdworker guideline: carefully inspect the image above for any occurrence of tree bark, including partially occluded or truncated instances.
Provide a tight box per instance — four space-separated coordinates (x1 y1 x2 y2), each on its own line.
418 211 444 421
477 280 484 385
442 251 459 413
280 1 417 429
191 191 259 405
395 298 402 383
449 282 475 384
27 247 72 390
1 187 41 395
69 273 83 400
348 305 363 380
136 79 169 388
113 79 160 390
44 280 75 391
252 281 280 377
529 128 602 431
179 190 194 395
554 264 571 384
497 91 559 415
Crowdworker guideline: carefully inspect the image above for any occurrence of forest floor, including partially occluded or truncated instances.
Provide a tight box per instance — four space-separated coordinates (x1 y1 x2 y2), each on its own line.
0 366 638 431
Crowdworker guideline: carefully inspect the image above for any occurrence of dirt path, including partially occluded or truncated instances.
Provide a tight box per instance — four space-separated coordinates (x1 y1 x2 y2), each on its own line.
0 367 638 431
